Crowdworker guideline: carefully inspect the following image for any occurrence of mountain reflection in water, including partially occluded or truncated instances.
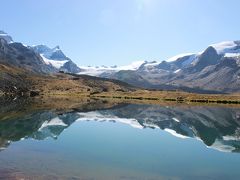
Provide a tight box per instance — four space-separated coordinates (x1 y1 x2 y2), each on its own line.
1 98 240 153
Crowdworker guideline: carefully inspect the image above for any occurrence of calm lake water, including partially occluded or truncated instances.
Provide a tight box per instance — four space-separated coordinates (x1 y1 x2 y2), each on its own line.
0 100 240 180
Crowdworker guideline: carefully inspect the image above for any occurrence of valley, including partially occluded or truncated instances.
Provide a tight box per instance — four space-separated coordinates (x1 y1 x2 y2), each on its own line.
1 31 240 106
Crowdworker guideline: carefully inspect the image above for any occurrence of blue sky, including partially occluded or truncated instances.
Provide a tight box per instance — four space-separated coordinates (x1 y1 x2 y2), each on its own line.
1 0 240 66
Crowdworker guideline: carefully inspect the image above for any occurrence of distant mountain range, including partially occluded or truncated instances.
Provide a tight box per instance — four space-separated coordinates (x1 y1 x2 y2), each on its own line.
0 30 240 93
83 41 240 93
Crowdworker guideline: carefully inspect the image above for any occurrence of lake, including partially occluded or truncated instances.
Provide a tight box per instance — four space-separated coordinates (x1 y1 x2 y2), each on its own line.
0 98 240 180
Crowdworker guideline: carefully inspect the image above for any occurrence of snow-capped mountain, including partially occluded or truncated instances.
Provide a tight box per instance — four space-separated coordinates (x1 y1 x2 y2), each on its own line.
0 32 55 74
32 45 81 73
32 45 69 61
0 31 81 74
94 40 240 93
77 111 143 129
138 41 240 73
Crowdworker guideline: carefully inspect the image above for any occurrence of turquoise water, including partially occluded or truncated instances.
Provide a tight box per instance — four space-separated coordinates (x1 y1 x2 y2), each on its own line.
0 103 240 179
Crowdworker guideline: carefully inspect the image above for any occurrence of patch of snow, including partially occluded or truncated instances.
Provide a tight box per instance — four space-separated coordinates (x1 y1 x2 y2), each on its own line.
80 61 145 71
79 61 146 76
172 117 180 122
0 33 8 36
211 41 238 54
77 111 143 129
142 61 160 67
143 122 160 129
182 54 198 66
53 46 60 51
223 135 240 141
209 139 235 153
39 117 68 131
40 54 69 68
78 67 116 76
224 53 240 58
174 69 181 74
118 60 145 70
22 44 28 47
166 53 195 62
164 128 189 139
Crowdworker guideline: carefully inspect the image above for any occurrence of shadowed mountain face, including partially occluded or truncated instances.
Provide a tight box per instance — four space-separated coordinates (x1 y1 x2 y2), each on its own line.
32 45 81 73
0 31 80 74
0 38 55 74
1 98 240 153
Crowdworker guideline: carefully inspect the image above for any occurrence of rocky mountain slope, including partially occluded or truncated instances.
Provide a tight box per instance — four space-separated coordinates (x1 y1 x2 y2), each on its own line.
0 31 80 74
0 37 55 74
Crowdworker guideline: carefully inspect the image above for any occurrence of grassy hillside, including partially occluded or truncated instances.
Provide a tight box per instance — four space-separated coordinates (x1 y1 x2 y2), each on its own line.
0 64 32 95
1 63 240 106
0 64 135 97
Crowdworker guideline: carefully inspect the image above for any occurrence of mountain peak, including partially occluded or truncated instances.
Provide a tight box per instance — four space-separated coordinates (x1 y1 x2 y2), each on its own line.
32 45 51 54
32 44 68 61
54 45 60 51
0 30 7 34
205 46 218 54
0 30 13 43
31 44 80 73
